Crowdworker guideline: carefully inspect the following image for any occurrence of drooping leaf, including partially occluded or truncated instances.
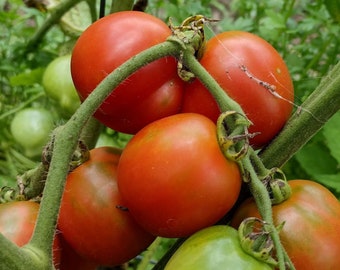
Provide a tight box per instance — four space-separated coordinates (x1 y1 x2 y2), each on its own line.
295 134 338 177
9 68 45 86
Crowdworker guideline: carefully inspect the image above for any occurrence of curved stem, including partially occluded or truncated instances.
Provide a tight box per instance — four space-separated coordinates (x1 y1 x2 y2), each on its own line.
25 41 180 268
0 234 40 270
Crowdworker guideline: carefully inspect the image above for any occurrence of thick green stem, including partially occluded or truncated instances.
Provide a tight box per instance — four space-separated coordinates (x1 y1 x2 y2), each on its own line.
260 61 340 168
0 234 40 270
23 41 180 268
26 0 83 50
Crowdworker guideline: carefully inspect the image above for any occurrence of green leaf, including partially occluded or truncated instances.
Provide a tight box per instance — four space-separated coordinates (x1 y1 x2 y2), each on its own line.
295 134 338 177
313 173 340 198
9 68 45 86
323 112 340 164
324 0 340 23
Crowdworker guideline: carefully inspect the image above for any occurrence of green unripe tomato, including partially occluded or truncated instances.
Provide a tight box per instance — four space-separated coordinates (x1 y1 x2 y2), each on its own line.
165 225 274 270
42 54 80 116
10 108 54 158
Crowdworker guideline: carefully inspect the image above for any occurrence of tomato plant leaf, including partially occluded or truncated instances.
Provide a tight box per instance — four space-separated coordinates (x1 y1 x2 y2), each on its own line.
322 112 340 164
9 68 44 86
313 174 340 198
295 134 338 177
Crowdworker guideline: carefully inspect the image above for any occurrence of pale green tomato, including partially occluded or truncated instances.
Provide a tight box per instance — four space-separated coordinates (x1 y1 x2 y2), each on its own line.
10 108 54 157
42 54 80 116
165 225 274 270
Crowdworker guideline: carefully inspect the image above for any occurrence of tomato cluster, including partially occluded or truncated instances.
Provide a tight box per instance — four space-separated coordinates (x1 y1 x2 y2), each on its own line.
3 9 339 270
71 11 294 148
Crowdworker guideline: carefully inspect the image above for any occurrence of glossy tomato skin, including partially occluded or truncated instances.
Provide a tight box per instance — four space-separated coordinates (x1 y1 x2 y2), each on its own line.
58 147 155 266
231 180 340 270
71 11 184 134
165 225 273 270
117 113 242 238
0 201 61 267
182 31 294 148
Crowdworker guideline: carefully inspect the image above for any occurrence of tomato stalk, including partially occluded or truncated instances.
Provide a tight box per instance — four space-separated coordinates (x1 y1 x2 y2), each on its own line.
0 234 42 270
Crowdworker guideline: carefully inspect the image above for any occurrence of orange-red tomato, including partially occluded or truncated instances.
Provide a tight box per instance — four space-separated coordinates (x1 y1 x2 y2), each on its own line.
71 11 184 134
117 113 242 238
58 147 155 266
0 201 61 267
231 180 340 270
182 31 294 148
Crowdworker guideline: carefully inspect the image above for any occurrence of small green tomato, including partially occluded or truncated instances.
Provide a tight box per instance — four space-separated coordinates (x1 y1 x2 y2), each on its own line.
10 107 54 158
42 54 80 116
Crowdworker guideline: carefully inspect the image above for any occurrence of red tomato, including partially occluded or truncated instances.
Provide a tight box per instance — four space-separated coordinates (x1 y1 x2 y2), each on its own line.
71 11 184 134
59 235 98 270
231 180 340 270
58 147 155 266
0 201 61 267
117 113 242 238
182 31 294 148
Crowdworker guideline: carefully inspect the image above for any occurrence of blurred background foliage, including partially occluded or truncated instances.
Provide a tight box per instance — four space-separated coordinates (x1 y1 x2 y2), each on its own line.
0 0 339 197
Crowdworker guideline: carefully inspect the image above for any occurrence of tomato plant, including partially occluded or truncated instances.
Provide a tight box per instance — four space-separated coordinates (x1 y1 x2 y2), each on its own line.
117 113 242 238
0 201 61 267
231 180 340 270
182 31 294 148
71 11 184 134
165 225 273 269
58 146 155 266
10 107 54 158
42 54 80 117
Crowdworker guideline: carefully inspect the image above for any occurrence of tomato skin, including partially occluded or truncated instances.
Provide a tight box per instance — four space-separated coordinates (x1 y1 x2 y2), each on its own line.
71 11 184 134
58 147 155 266
42 54 80 116
59 235 98 270
0 201 61 267
231 180 340 270
182 31 294 148
165 225 273 269
117 113 241 238
10 107 54 158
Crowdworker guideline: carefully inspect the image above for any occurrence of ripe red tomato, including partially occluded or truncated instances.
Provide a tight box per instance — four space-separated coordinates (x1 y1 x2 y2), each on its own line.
182 31 294 148
59 235 98 270
0 201 61 267
71 11 184 134
231 180 340 270
58 147 155 266
117 113 242 238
